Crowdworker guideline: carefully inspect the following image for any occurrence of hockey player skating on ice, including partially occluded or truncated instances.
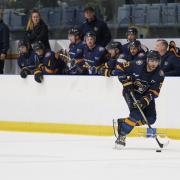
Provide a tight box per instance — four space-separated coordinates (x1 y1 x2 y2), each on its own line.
114 50 164 148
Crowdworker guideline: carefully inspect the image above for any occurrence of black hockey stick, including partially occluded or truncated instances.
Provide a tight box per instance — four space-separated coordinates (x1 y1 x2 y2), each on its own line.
130 91 168 148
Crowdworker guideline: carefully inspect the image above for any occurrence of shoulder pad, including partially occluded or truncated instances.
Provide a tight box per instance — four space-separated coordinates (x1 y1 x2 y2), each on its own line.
45 52 51 58
136 60 143 65
117 58 127 63
138 52 145 57
159 70 165 77
98 47 105 52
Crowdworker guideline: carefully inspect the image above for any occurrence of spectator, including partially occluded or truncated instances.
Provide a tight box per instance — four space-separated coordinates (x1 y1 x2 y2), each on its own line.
168 40 180 58
155 39 180 76
24 9 50 50
80 6 111 47
0 9 9 74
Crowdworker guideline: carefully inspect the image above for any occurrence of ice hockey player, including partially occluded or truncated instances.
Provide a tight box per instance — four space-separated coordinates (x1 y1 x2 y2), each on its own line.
123 27 138 55
33 41 65 83
155 39 180 76
17 40 36 78
82 31 107 75
98 41 125 76
125 40 146 62
114 50 164 148
66 27 85 74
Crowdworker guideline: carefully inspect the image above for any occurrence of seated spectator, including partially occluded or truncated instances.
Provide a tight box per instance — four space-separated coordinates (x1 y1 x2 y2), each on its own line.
155 39 180 76
168 40 180 58
80 6 111 47
0 9 9 74
24 9 50 50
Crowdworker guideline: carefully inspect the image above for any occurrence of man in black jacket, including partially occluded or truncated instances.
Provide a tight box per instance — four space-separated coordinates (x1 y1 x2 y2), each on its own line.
80 6 111 47
0 9 9 74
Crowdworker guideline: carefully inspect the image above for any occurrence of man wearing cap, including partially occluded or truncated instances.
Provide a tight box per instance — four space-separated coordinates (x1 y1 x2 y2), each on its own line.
80 6 111 47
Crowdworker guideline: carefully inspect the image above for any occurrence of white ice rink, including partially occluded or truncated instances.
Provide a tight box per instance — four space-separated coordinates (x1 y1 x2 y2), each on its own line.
0 132 180 180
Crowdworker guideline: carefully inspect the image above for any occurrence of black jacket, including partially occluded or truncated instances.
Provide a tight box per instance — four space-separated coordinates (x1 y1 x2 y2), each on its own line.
0 19 9 54
80 17 111 47
24 20 50 50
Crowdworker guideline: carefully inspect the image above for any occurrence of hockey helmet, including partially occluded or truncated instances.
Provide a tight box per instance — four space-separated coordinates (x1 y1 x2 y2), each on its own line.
128 40 141 50
68 27 82 37
85 31 96 41
147 50 161 63
18 40 30 49
126 27 138 36
106 41 122 52
33 41 45 51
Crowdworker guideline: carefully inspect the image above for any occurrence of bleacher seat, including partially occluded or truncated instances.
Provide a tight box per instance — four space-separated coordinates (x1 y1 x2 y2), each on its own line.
48 7 63 28
117 5 131 27
62 7 76 27
146 4 161 26
131 4 147 25
162 3 177 26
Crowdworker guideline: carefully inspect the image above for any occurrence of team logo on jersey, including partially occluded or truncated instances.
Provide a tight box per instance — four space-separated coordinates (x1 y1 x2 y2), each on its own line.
98 47 105 52
95 57 100 60
164 61 168 66
77 49 82 53
45 52 51 57
94 27 98 31
136 60 143 65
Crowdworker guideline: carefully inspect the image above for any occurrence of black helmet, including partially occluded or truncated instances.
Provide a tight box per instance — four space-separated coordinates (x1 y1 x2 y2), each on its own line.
85 31 96 41
33 41 45 51
128 40 141 50
147 50 161 62
106 41 122 52
68 27 82 37
126 27 138 36
84 6 95 12
18 40 30 49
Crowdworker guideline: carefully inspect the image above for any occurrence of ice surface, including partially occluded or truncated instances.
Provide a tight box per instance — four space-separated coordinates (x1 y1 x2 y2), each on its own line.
0 132 179 180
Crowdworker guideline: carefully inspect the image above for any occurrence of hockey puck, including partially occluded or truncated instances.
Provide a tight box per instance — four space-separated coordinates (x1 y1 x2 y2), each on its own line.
156 149 162 152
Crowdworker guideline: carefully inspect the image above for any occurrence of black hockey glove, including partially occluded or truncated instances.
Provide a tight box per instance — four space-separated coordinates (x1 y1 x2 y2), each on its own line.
34 71 43 83
20 68 31 78
133 96 150 109
122 79 134 94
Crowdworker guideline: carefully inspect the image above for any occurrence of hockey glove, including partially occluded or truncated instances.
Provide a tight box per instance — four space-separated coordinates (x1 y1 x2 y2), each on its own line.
122 79 134 94
20 68 31 78
34 70 43 83
133 96 151 109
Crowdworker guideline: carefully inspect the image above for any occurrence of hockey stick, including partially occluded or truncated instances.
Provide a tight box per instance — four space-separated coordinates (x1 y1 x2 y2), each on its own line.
130 91 169 148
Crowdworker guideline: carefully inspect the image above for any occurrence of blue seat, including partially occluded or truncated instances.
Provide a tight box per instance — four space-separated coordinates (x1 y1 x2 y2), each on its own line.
131 4 147 25
162 3 177 26
117 5 131 27
146 4 161 26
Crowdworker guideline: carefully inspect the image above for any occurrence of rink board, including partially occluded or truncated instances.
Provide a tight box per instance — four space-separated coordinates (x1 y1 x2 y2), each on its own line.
0 75 179 139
